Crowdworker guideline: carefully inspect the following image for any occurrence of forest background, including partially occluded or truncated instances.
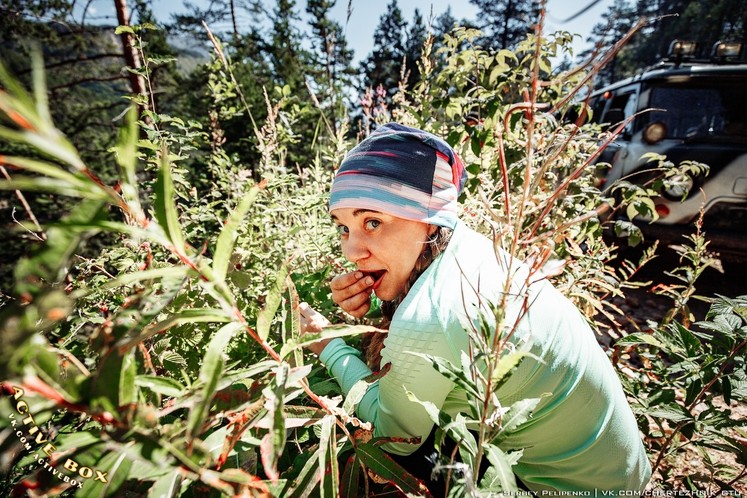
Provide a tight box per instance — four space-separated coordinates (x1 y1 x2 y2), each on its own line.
0 0 746 496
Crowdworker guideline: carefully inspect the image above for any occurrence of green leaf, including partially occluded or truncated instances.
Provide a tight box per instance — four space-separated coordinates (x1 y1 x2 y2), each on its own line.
616 332 667 349
479 443 521 492
407 391 477 464
212 182 264 282
0 155 94 186
280 324 379 359
408 352 481 399
87 349 136 417
119 349 137 406
113 106 144 217
283 446 321 497
117 307 231 351
15 199 106 298
0 177 109 199
264 363 289 473
147 469 182 498
494 398 540 443
114 25 135 35
188 322 245 439
492 351 531 391
135 375 186 397
340 454 361 498
153 147 185 251
647 402 692 423
74 266 190 300
76 442 135 498
355 441 432 497
318 415 339 497
256 262 289 341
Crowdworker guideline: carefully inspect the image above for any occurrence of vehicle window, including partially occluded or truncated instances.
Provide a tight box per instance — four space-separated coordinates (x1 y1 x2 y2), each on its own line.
646 78 747 141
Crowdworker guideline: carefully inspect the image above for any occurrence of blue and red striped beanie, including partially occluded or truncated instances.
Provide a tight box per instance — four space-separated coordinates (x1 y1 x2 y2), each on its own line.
329 123 467 229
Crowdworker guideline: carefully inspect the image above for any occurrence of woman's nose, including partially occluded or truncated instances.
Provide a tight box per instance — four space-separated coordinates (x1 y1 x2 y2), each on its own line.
342 232 370 263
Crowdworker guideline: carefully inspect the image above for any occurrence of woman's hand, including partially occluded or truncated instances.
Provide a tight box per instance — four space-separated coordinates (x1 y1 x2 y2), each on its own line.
330 271 374 318
299 302 332 356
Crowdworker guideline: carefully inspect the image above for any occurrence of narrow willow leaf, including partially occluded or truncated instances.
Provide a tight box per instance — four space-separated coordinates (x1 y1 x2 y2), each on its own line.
284 446 322 498
355 441 432 497
318 415 339 498
74 266 189 300
87 349 136 417
188 322 245 440
119 349 137 405
493 398 540 444
15 198 106 298
340 454 361 498
492 351 533 391
147 469 182 498
212 181 264 281
114 106 144 217
0 59 37 115
284 275 304 367
0 178 110 201
136 375 186 397
408 352 482 399
256 262 290 341
480 443 521 492
76 442 135 498
280 324 379 359
270 363 288 463
407 391 477 458
0 154 97 187
117 307 232 351
30 49 51 127
153 147 185 251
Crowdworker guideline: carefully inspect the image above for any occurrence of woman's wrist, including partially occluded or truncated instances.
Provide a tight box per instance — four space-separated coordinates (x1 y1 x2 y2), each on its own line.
308 338 332 356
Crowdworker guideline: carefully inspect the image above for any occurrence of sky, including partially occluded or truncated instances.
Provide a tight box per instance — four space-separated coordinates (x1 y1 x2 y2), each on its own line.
77 0 614 63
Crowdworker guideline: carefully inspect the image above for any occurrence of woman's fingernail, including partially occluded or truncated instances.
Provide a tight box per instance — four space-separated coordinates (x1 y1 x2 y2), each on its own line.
355 271 363 279
365 277 374 285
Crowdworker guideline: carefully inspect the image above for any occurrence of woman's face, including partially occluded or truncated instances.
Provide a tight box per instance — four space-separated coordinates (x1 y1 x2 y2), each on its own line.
331 208 435 301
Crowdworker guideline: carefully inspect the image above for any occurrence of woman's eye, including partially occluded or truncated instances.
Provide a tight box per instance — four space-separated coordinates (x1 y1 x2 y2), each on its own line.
365 219 381 230
335 225 349 236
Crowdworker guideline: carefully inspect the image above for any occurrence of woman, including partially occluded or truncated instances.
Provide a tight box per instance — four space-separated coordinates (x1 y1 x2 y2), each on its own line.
300 123 651 493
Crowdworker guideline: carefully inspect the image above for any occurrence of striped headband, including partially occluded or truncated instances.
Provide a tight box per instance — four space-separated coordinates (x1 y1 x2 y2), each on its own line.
329 123 467 229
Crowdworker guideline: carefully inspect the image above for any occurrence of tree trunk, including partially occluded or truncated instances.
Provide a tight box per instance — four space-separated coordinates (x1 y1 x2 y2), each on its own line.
113 0 149 116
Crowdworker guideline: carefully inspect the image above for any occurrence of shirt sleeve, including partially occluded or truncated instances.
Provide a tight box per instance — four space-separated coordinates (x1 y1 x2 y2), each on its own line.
318 338 372 394
318 325 459 456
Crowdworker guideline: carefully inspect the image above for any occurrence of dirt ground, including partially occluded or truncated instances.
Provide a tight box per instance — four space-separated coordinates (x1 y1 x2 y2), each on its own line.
594 257 747 496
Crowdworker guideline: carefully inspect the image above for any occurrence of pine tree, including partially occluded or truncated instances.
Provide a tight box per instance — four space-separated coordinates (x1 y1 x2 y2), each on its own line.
361 0 407 96
267 0 308 91
306 0 356 131
467 0 540 50
580 0 638 85
404 8 428 90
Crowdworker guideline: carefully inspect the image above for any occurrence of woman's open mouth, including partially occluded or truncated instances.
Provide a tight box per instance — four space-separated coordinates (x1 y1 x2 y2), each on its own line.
363 270 386 290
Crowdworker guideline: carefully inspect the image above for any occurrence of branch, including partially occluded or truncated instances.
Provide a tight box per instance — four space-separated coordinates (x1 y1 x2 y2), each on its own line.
49 74 127 92
18 53 123 75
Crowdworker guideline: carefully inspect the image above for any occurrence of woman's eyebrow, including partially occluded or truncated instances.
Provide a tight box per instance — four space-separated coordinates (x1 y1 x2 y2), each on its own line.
353 209 380 217
331 209 381 223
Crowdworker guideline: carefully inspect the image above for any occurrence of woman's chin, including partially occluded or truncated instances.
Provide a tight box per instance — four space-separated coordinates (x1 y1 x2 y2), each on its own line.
373 284 400 302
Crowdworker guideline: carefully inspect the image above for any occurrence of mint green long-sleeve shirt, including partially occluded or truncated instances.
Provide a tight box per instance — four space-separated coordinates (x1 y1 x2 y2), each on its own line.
319 221 651 492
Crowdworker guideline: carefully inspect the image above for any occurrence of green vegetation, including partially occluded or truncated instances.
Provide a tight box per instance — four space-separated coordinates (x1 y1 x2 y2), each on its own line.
0 1 745 496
